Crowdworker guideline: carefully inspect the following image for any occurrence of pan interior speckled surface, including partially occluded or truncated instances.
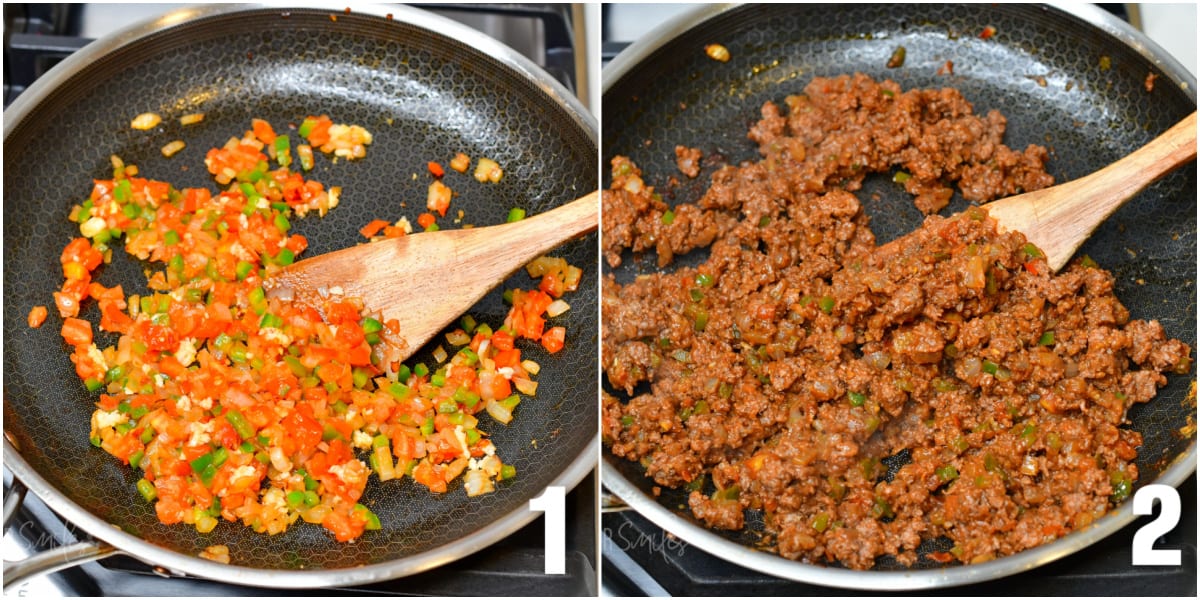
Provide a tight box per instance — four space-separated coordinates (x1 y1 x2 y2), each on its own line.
603 2 1195 579
4 7 597 573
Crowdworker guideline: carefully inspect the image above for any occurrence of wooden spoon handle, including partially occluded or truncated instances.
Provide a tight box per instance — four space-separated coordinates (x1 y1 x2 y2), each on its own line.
986 111 1196 271
437 190 599 284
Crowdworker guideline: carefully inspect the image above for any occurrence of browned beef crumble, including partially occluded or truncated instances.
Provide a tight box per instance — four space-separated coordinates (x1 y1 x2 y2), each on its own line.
676 145 704 178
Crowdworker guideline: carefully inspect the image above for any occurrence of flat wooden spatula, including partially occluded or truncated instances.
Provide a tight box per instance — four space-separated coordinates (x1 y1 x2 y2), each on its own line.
985 111 1196 272
266 190 598 360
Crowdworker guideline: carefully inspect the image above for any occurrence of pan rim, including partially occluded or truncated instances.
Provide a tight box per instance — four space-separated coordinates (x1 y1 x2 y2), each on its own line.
602 443 1196 591
599 1 1197 591
2 2 599 144
601 2 1197 97
3 2 598 589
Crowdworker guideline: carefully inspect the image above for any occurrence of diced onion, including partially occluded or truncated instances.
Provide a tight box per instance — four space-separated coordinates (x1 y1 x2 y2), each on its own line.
374 445 396 481
513 377 538 396
473 157 503 183
161 140 186 157
464 469 495 497
301 504 331 524
195 512 218 533
80 216 108 238
521 360 541 375
961 357 982 379
477 454 502 477
180 113 205 125
131 112 162 130
269 446 292 472
546 299 570 317
1020 455 1039 477
485 399 513 424
705 43 731 62
199 545 231 564
268 284 295 302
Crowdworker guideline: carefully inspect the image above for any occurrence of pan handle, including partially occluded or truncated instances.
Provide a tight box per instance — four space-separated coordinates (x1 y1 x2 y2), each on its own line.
600 486 632 513
2 478 120 590
3 540 120 589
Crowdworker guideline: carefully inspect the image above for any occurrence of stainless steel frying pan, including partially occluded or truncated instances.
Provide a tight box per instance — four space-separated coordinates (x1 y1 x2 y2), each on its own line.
601 2 1196 590
4 3 598 588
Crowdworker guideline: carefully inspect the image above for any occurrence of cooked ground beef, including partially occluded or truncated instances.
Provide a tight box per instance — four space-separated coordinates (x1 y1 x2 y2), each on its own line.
601 74 1191 570
675 145 703 178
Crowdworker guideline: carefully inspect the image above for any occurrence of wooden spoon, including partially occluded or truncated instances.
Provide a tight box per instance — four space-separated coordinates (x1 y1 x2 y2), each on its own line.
985 111 1196 272
266 190 598 360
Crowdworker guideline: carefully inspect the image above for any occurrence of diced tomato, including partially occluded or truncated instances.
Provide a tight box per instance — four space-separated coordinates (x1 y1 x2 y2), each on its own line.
540 327 566 353
285 234 309 255
334 322 366 347
212 418 241 450
100 301 133 333
345 343 372 366
321 508 366 543
507 289 553 341
417 212 437 229
181 188 211 214
158 355 186 378
359 219 390 239
392 432 417 462
426 181 451 217
492 348 522 369
490 329 515 352
140 323 179 352
428 161 445 178
413 460 448 493
302 115 334 147
27 306 48 328
316 361 349 384
478 370 511 401
61 237 103 271
154 477 189 525
283 408 322 455
61 317 93 347
251 118 277 144
69 345 105 381
108 432 144 464
53 291 80 318
538 267 569 297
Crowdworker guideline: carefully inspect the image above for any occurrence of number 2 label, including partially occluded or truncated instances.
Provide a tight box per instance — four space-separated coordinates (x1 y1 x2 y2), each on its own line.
1131 484 1181 566
530 486 566 574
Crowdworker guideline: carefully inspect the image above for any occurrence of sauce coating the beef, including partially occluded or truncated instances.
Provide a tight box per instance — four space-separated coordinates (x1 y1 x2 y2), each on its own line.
601 74 1191 569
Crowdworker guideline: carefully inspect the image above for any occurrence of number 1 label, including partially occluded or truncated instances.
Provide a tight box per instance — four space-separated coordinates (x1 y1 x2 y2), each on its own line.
1131 484 1181 566
530 486 566 574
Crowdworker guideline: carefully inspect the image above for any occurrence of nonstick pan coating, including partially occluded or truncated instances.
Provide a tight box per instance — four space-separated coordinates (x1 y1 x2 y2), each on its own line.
602 3 1195 589
4 4 597 586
